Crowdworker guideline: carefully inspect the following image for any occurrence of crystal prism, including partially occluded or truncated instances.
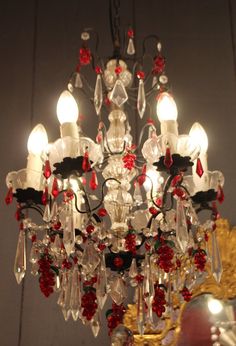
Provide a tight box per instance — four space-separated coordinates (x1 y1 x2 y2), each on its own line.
96 262 107 309
133 183 143 205
137 79 146 119
29 244 39 264
63 204 75 256
94 74 103 115
70 267 81 321
91 313 100 337
81 242 100 274
110 79 128 107
43 203 51 222
110 276 127 305
14 230 26 284
137 284 145 335
129 258 138 278
127 37 135 55
176 199 189 253
75 72 83 88
211 231 223 283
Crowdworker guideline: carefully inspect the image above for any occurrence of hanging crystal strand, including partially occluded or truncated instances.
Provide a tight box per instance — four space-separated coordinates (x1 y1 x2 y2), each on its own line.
14 224 26 284
137 283 145 335
137 78 146 119
165 273 172 315
70 266 81 321
211 230 223 283
94 73 103 115
96 253 108 309
57 272 67 307
176 198 189 253
91 312 101 337
63 201 75 256
143 255 154 325
62 271 72 321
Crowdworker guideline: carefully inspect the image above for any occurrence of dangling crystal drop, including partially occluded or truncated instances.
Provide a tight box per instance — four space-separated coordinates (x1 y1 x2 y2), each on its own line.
29 244 39 264
196 158 204 178
42 186 48 205
91 313 100 337
129 258 138 278
211 231 223 283
110 276 127 305
110 79 128 107
51 234 61 254
127 38 135 55
5 186 13 205
43 160 51 179
43 203 51 222
70 266 81 321
164 147 173 169
217 185 224 204
96 257 108 309
82 151 91 172
81 242 100 274
63 203 75 256
137 79 146 119
52 178 59 198
50 201 58 220
94 74 103 115
75 72 83 88
176 199 189 253
89 170 98 190
152 75 158 88
137 283 145 335
14 230 26 284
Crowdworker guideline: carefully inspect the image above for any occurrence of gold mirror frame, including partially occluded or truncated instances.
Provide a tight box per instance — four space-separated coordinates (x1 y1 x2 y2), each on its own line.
123 219 236 345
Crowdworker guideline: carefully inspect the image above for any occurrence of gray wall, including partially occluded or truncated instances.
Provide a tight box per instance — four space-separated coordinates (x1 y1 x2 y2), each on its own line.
0 1 236 345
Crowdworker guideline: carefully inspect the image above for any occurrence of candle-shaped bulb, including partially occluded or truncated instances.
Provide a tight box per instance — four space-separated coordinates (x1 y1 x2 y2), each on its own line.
189 122 208 153
156 92 178 122
57 90 79 125
27 124 48 155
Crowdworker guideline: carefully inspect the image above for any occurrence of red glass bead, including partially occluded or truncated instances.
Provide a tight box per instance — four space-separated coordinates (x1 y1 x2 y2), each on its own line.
86 224 94 234
98 243 106 251
173 187 185 199
15 208 21 221
147 118 154 125
95 66 102 74
155 197 162 207
105 96 111 106
89 170 98 190
204 233 209 241
5 187 13 205
122 152 136 170
115 65 122 75
196 158 204 178
164 147 173 169
53 221 61 230
82 151 91 172
76 64 81 73
127 29 134 38
42 186 48 205
98 208 107 217
171 174 182 187
135 274 144 283
217 185 224 204
137 70 145 79
149 207 158 215
153 55 165 75
31 234 37 243
137 164 147 186
51 178 59 198
113 256 124 268
43 160 51 179
79 47 91 65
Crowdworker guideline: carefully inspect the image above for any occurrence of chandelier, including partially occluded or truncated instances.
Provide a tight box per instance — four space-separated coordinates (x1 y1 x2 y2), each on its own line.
5 0 225 340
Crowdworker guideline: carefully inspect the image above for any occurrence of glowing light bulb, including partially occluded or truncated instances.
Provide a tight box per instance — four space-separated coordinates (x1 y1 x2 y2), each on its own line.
208 298 223 315
57 90 79 125
156 92 178 122
27 124 48 155
189 122 208 154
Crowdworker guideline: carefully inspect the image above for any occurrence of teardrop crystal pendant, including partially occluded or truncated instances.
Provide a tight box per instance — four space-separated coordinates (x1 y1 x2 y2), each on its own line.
91 313 100 337
14 230 26 284
196 158 204 178
43 160 51 179
176 198 189 253
75 72 83 88
110 276 127 305
96 258 108 309
137 79 146 119
164 147 173 169
43 203 51 222
89 170 98 190
211 231 223 283
127 37 135 55
129 258 138 278
70 266 81 321
110 79 128 107
137 284 145 335
94 74 103 115
134 183 143 206
63 203 75 256
52 178 59 198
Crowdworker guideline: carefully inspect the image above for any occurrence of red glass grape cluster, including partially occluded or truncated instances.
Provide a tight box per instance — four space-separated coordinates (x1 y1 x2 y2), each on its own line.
106 303 126 335
157 243 174 273
181 287 192 302
122 152 136 170
194 248 207 271
125 232 136 255
38 252 55 297
152 285 166 317
81 286 98 321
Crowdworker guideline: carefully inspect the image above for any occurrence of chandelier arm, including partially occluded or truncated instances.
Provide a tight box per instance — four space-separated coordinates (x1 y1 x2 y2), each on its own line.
82 27 100 60
19 204 44 217
133 123 156 153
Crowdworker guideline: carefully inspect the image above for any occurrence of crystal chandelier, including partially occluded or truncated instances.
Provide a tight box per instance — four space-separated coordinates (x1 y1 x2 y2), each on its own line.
5 0 225 339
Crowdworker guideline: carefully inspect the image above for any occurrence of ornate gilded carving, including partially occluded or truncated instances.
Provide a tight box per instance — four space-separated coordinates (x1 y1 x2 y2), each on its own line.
124 219 236 345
